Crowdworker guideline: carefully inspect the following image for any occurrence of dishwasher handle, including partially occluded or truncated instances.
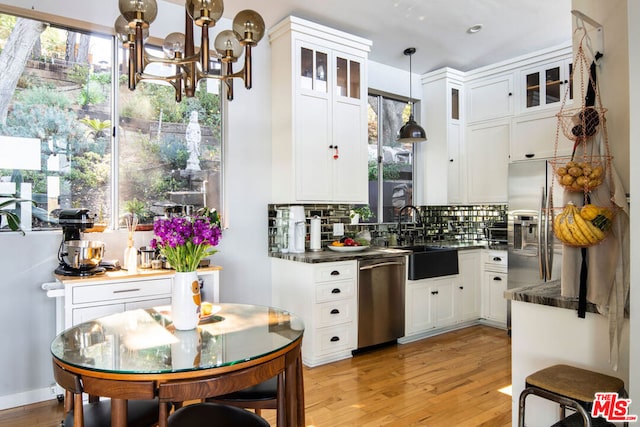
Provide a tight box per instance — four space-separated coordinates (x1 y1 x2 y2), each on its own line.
359 261 405 271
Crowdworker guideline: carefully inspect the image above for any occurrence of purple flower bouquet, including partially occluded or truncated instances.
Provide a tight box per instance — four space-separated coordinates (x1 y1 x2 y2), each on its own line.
151 211 222 272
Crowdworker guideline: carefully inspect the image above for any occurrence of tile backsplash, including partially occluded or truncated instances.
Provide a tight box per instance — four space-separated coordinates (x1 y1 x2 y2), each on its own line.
268 203 506 252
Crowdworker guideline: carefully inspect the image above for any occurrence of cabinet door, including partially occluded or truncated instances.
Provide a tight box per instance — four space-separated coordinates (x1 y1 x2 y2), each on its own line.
295 91 332 201
484 271 507 323
466 120 510 203
458 251 481 322
521 59 572 112
332 52 367 202
73 303 124 326
298 45 329 94
510 110 573 161
431 277 457 328
467 74 514 123
332 97 367 202
419 78 465 206
405 280 434 335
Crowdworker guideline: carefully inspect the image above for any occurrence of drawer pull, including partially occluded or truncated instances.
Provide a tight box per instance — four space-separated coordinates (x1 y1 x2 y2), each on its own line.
330 308 340 314
431 291 439 295
493 257 502 262
330 336 340 342
493 276 503 281
331 288 341 294
113 288 141 294
330 270 340 276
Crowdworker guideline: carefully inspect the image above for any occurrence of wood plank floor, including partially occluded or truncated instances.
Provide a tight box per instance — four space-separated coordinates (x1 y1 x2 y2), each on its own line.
0 325 511 427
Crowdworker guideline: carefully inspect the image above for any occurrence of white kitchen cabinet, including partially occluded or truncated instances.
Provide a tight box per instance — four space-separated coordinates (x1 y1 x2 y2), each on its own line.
481 250 508 326
405 275 458 337
466 119 510 204
466 73 514 123
46 268 220 332
520 58 573 113
510 110 574 161
405 279 435 334
270 16 371 203
417 68 466 205
271 258 357 367
457 250 481 322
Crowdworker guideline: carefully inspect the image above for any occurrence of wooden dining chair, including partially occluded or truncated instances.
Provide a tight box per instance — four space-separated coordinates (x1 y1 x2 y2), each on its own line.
52 361 160 427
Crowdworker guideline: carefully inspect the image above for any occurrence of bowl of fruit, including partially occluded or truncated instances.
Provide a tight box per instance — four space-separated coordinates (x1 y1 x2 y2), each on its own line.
327 237 370 252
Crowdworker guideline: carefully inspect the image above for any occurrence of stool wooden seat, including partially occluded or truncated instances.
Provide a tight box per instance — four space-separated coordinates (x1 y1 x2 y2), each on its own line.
519 364 626 427
525 364 625 404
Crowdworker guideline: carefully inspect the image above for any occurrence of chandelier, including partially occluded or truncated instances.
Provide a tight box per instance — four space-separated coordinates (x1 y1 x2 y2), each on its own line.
115 0 265 102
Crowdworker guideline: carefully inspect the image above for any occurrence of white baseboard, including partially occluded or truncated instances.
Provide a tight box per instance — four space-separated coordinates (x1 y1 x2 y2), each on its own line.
0 384 63 411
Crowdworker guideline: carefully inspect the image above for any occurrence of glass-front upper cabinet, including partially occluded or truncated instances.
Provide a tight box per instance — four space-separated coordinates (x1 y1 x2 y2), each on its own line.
336 56 361 99
300 47 328 93
522 59 573 111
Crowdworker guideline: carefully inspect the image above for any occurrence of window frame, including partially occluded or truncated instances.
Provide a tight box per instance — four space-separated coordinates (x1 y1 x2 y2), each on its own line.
367 89 418 224
0 9 225 232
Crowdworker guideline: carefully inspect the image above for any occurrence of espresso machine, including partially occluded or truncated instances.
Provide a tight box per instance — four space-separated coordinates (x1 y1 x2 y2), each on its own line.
55 209 106 276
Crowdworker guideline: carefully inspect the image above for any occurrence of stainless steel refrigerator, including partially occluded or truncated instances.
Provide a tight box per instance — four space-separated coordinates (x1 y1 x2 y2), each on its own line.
507 160 562 331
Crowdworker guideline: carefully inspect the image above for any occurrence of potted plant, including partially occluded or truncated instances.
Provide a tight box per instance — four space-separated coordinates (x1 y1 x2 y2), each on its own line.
0 197 35 235
350 205 373 224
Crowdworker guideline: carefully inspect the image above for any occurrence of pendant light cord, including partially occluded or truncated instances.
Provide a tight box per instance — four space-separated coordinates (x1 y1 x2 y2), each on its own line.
404 47 416 117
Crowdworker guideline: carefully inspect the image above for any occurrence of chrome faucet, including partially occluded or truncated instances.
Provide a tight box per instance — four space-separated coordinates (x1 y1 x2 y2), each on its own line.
397 204 421 245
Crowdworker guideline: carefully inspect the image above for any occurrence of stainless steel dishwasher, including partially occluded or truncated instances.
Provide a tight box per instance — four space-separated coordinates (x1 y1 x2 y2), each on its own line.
357 256 405 349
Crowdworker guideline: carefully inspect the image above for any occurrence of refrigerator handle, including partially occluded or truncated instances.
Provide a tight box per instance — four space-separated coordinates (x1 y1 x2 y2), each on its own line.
538 186 546 280
545 185 554 280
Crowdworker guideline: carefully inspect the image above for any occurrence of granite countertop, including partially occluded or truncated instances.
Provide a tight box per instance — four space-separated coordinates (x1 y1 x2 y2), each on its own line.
269 241 504 263
504 280 600 314
270 247 411 263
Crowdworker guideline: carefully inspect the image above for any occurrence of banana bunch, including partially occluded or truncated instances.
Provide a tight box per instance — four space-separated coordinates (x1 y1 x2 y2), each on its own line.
553 202 611 247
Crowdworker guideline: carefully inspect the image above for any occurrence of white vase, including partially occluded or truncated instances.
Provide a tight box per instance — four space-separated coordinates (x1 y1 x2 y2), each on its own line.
350 214 360 224
172 271 201 330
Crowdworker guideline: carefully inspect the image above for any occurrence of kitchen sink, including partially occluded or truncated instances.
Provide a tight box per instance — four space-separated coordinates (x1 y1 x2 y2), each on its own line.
404 245 459 280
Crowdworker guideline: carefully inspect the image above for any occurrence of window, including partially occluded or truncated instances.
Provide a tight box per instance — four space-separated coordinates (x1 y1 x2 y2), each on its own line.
0 13 222 232
367 93 414 223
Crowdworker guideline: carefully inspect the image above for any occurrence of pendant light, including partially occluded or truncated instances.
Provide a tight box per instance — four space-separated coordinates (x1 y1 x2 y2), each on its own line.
397 47 427 143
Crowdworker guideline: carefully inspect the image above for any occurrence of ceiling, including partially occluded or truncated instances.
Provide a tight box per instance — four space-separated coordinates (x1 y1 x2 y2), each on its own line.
166 0 573 74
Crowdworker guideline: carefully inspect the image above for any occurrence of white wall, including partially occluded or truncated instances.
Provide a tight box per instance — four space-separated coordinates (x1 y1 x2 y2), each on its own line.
625 0 640 414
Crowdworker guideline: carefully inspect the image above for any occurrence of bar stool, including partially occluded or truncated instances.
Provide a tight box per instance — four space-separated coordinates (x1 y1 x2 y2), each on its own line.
518 364 626 427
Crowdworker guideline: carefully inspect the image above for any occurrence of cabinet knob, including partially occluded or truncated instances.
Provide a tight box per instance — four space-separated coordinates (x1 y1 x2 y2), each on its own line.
449 159 454 162
331 288 341 294
431 290 439 295
330 336 340 342
508 92 513 96
330 308 340 314
459 286 464 290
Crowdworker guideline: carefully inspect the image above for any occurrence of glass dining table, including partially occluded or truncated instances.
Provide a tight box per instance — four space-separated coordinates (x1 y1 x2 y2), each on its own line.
51 303 305 427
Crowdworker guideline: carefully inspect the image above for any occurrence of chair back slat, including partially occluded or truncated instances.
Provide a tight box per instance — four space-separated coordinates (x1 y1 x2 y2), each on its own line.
52 361 83 394
159 356 284 402
82 376 156 399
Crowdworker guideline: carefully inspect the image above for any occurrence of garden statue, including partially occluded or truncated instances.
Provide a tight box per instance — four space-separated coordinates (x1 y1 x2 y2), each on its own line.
185 111 201 171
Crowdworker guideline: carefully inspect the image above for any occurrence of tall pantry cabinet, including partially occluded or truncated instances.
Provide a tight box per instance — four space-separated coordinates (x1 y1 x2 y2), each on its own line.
269 16 372 203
